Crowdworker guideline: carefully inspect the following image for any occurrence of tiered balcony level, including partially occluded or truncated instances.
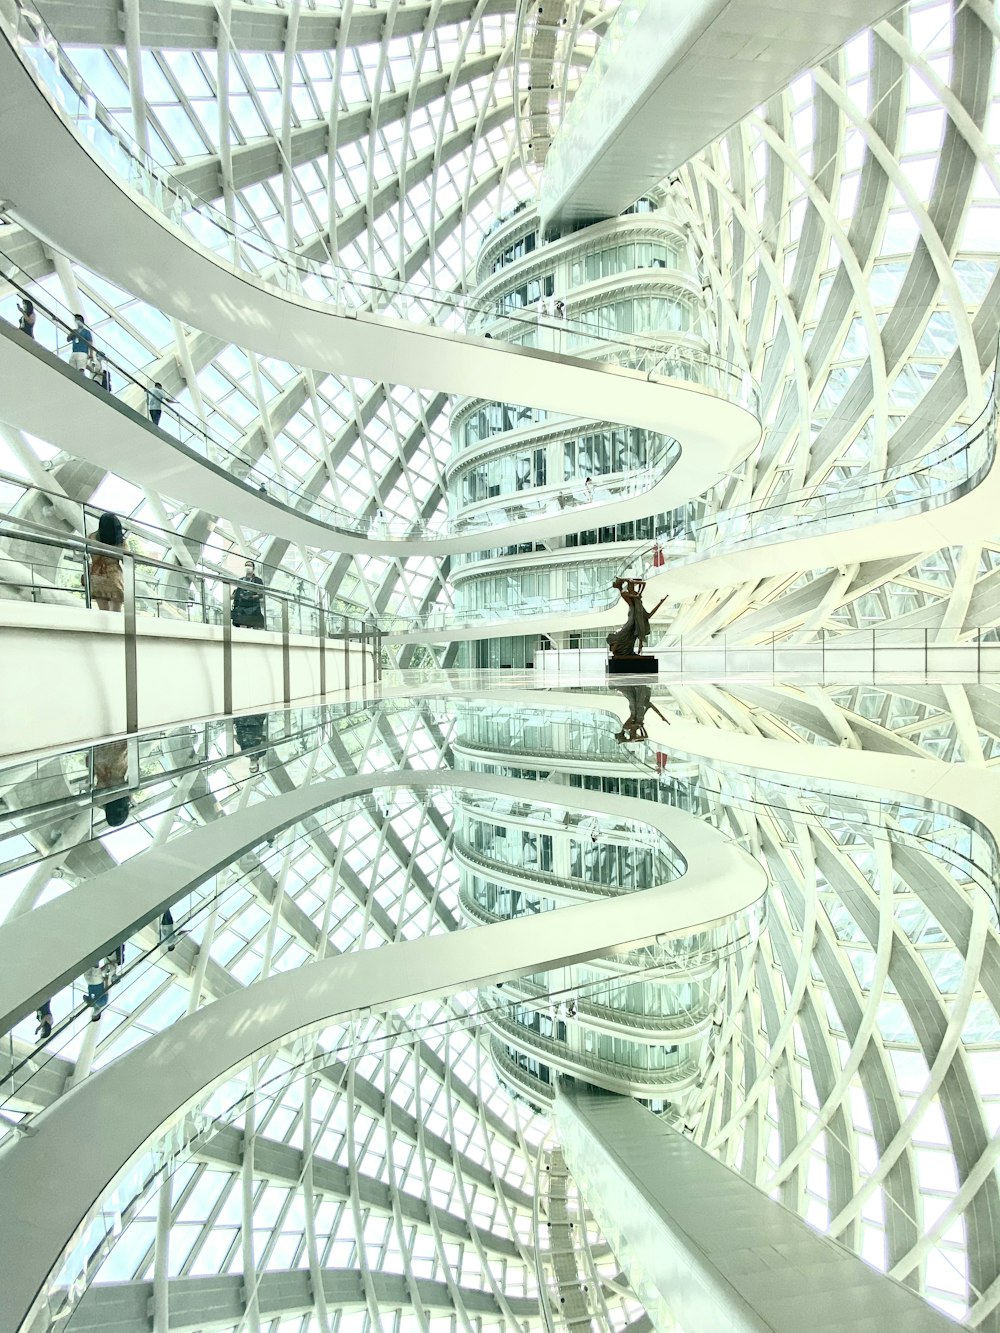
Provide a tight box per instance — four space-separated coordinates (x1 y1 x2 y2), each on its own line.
446 208 711 605
451 789 741 1107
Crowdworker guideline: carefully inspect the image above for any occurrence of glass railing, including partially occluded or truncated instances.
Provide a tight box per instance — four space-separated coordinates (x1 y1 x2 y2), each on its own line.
2 0 760 418
0 508 376 640
0 466 368 625
380 386 998 634
670 378 998 564
0 701 384 879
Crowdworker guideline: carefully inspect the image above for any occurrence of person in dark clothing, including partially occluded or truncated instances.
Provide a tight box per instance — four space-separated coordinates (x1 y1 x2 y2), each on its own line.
235 712 268 775
35 1001 53 1040
159 910 177 952
18 297 35 338
231 559 266 629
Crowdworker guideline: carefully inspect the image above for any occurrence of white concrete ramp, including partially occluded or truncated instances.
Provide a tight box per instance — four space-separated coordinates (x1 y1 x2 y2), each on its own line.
0 22 759 453
539 0 902 231
555 1082 960 1331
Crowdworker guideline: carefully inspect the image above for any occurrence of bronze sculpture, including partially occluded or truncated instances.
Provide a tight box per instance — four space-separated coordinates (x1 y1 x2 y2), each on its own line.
607 577 667 659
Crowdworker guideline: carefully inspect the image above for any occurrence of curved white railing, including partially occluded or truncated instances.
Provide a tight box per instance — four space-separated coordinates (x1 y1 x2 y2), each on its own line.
377 373 998 636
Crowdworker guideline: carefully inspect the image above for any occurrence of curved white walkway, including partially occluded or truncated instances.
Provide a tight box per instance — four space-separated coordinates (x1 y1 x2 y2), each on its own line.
0 28 759 457
446 680 1000 855
0 767 760 1038
0 323 755 555
0 768 764 1333
386 414 1000 643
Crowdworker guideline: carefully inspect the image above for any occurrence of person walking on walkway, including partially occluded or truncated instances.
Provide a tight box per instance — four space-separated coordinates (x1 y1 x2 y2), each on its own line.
146 381 168 426
67 314 93 372
17 297 35 338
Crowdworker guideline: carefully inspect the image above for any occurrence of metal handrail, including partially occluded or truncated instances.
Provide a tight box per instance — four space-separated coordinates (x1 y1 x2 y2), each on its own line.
0 524 382 727
2 0 759 409
0 465 366 620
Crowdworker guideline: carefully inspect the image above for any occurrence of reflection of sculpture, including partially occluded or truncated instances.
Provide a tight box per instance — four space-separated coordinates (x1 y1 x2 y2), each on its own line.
613 685 668 743
606 578 667 658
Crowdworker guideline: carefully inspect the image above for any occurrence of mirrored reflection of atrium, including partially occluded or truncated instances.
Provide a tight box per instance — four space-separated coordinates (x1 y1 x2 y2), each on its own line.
2 0 1000 1330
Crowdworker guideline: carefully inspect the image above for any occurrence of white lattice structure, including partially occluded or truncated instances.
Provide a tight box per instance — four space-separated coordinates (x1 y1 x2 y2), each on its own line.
2 1 1000 1330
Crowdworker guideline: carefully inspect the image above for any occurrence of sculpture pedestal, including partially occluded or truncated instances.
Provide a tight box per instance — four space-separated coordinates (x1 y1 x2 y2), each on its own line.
607 655 658 675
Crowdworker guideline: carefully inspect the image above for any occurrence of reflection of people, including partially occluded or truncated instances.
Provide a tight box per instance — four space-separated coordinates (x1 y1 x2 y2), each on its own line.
92 738 130 826
613 684 668 743
235 712 268 774
232 560 266 629
607 578 667 658
84 965 109 1021
159 910 177 952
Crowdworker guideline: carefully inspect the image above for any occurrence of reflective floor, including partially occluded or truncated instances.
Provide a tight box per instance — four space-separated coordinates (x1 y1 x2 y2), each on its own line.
2 674 999 1330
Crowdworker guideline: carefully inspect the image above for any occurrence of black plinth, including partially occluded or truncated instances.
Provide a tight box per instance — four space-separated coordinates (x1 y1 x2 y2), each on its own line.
607 655 659 675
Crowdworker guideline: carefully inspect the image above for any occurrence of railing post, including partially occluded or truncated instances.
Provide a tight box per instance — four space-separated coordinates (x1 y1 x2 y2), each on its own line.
123 555 139 733
222 587 233 716
82 534 93 609
361 619 369 692
318 601 327 697
343 616 350 692
281 598 291 705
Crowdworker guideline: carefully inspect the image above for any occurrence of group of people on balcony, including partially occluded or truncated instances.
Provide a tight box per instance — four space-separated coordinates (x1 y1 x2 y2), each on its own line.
84 510 265 628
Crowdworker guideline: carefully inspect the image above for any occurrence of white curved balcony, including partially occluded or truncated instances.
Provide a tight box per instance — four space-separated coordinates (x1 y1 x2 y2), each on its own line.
0 259 756 556
483 1007 702 1099
0 5 761 547
380 388 999 642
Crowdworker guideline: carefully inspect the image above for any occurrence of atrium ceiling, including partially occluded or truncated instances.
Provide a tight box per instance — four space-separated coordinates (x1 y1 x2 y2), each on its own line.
2 0 997 649
2 2 1000 1331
